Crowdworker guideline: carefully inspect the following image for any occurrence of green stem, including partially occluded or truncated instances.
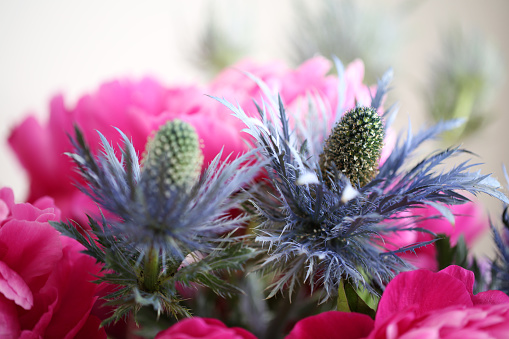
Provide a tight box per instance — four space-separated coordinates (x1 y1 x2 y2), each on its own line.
444 84 477 143
143 246 160 292
337 279 351 312
263 285 302 339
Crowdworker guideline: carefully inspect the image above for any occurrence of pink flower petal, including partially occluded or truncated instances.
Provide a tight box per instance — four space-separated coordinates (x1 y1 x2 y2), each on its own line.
472 290 509 305
286 311 374 339
0 200 9 224
0 219 62 286
0 294 21 338
376 269 473 325
73 315 107 339
19 286 58 338
0 188 15 212
0 261 33 310
155 317 257 339
41 239 102 339
441 265 475 297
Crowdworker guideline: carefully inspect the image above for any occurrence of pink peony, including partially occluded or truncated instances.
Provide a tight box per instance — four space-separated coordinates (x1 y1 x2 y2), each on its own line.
154 317 256 339
368 265 509 338
0 187 105 338
9 57 377 223
286 266 509 339
286 311 374 339
384 200 489 271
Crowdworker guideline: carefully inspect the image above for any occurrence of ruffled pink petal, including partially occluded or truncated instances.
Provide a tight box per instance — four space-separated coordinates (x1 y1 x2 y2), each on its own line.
0 200 9 224
472 290 509 305
441 265 475 297
211 59 285 92
181 113 249 165
280 56 332 103
155 317 257 339
0 219 62 285
47 94 74 147
286 311 374 339
343 59 367 108
8 117 52 198
10 202 58 223
0 188 14 213
73 314 107 339
376 269 473 325
0 261 33 310
19 286 58 338
32 196 61 222
0 294 21 338
41 237 102 338
129 77 170 116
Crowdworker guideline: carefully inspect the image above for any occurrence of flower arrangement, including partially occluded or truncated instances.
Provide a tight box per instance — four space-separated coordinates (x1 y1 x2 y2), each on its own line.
4 53 509 339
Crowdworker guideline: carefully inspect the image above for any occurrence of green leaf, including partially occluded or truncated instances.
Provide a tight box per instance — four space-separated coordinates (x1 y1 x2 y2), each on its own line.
454 235 468 266
337 279 350 312
344 283 376 319
436 235 454 270
436 234 470 270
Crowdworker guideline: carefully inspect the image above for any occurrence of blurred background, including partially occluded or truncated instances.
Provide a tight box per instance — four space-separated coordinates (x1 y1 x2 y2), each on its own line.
1 0 509 256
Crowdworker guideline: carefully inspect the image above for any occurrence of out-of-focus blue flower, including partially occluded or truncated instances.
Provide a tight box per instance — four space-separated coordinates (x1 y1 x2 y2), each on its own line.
427 27 505 143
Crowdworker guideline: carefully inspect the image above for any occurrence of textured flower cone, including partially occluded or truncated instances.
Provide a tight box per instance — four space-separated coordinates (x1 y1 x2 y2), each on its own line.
143 119 204 192
141 120 204 291
319 107 384 187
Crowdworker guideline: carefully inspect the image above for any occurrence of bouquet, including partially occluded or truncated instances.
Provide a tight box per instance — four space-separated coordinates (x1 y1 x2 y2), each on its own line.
4 56 509 339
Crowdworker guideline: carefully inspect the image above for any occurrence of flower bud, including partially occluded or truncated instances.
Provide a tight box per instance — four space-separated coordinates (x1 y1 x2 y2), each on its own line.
320 106 384 187
143 120 203 192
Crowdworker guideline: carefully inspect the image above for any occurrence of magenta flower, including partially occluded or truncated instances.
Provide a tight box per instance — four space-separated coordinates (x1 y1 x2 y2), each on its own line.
286 311 374 339
154 317 257 339
286 266 509 339
0 187 105 338
368 265 509 338
8 57 375 223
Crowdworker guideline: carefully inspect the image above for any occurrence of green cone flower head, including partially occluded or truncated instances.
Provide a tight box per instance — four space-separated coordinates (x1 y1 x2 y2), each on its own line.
319 106 384 186
143 119 203 191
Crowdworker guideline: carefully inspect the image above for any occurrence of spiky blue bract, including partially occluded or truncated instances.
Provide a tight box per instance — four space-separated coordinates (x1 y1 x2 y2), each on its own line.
215 70 508 301
52 122 262 323
489 205 509 295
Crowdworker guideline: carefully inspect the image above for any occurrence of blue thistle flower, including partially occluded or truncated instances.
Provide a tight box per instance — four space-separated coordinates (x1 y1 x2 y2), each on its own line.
491 222 509 294
51 120 262 323
215 67 509 301
489 169 509 295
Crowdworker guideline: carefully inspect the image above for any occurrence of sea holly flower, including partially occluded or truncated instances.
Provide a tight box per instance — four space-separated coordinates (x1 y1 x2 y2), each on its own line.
51 120 262 324
216 67 508 301
489 205 509 295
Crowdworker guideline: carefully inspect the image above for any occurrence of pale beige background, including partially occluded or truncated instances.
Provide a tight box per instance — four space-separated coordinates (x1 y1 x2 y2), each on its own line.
1 0 508 257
